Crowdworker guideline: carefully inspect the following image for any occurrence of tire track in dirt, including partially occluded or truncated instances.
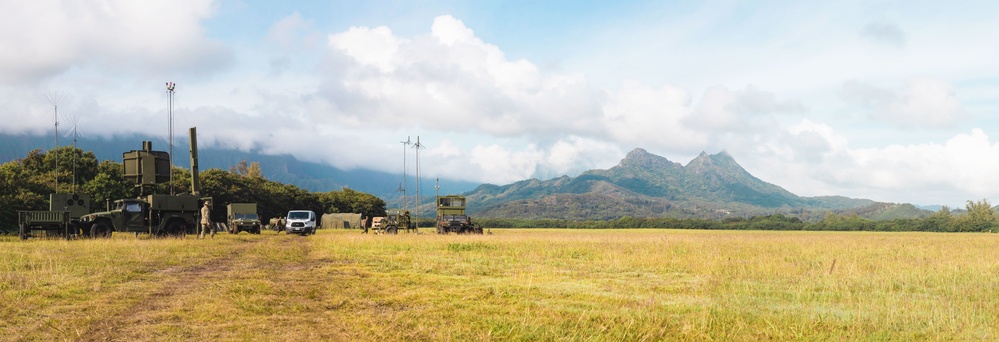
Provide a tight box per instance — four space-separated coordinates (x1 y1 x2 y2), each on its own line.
76 235 310 341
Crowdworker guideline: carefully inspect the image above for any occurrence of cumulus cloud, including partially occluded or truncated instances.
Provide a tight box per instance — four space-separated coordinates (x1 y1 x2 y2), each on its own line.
602 81 704 150
739 118 999 207
841 78 962 128
0 0 232 84
321 15 602 138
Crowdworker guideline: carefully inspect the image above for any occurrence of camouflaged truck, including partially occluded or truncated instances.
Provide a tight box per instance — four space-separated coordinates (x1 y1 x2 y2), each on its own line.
227 203 261 234
435 195 482 234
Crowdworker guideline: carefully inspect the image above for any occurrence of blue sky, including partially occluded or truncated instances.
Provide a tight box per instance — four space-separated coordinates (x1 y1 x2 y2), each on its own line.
2 0 999 207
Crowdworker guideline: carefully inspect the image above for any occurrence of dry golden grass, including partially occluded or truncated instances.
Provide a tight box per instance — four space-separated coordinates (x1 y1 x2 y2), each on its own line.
1 229 997 340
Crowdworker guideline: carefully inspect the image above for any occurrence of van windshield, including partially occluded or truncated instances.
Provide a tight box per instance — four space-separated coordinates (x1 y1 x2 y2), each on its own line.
288 211 311 220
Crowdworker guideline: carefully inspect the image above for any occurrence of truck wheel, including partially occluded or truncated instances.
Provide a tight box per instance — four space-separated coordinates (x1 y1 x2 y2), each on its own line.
164 220 186 237
90 222 112 239
386 225 398 234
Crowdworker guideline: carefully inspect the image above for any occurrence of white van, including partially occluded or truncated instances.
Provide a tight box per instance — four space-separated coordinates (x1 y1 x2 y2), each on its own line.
285 210 317 235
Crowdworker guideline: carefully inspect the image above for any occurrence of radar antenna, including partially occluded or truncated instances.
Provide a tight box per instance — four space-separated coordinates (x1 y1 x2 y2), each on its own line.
44 91 68 193
62 111 85 193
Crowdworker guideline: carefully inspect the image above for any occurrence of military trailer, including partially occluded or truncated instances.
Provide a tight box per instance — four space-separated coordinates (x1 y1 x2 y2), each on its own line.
17 211 70 240
18 193 91 240
379 209 415 234
227 203 261 234
436 195 482 234
79 127 206 238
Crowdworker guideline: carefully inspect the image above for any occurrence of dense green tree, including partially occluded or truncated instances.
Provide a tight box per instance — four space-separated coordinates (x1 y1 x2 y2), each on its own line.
923 206 955 232
958 199 996 232
318 188 386 218
80 160 132 211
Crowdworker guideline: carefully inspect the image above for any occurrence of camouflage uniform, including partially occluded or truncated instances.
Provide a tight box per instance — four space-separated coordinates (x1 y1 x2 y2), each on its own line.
200 202 214 239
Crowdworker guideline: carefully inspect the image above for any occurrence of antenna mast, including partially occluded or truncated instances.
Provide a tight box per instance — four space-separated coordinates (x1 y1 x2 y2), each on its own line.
412 136 423 230
166 82 176 195
400 136 411 211
63 112 84 193
45 92 67 193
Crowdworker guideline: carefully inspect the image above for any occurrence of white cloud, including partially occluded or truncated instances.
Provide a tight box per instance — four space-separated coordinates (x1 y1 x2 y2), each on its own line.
602 81 705 151
740 121 999 207
328 26 403 73
319 14 605 142
0 0 232 84
469 144 544 184
841 78 963 128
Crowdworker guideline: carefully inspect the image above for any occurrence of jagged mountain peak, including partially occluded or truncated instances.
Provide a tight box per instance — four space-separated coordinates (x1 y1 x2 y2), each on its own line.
619 147 681 170
687 150 743 175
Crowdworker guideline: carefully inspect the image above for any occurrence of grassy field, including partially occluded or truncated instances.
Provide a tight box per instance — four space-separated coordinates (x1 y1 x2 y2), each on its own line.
1 228 997 341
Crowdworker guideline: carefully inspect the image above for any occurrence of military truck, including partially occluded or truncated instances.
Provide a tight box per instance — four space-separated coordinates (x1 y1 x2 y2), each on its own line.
18 193 91 240
79 127 206 238
435 195 482 234
227 203 261 234
380 209 415 234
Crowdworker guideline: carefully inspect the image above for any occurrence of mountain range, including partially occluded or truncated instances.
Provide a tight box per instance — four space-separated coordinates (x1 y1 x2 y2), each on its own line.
465 148 882 220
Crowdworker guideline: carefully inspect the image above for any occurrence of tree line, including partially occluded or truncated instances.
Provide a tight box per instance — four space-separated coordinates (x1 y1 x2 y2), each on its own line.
0 146 386 231
476 199 997 232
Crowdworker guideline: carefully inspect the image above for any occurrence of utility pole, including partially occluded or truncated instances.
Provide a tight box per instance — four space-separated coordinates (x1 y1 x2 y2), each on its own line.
166 82 176 195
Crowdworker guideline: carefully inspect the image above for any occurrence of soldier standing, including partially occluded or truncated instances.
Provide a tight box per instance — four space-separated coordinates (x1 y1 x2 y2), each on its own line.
200 202 214 239
275 216 285 234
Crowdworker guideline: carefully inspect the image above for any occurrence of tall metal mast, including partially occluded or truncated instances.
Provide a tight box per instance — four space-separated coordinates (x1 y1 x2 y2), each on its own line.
166 82 176 195
400 136 411 211
412 136 423 229
45 92 66 193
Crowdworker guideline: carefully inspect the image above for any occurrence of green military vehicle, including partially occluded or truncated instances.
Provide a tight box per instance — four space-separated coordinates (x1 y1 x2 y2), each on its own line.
435 195 482 234
380 209 415 234
227 203 261 234
78 127 207 238
81 195 203 237
18 193 91 240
